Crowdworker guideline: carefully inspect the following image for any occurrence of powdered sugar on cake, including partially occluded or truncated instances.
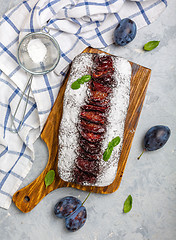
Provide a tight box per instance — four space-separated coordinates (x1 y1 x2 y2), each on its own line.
58 53 131 186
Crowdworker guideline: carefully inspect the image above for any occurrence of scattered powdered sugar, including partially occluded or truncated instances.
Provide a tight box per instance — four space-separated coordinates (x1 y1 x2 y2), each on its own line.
96 56 131 186
58 53 92 181
58 53 131 186
27 39 47 63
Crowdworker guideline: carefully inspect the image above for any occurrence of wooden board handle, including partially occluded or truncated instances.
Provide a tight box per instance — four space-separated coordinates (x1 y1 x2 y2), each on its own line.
12 165 61 213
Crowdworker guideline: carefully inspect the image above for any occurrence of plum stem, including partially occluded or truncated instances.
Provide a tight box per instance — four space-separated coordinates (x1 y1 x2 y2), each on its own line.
82 192 91 206
137 149 146 160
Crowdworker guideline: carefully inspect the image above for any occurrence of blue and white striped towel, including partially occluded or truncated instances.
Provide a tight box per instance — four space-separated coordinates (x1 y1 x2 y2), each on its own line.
0 0 167 209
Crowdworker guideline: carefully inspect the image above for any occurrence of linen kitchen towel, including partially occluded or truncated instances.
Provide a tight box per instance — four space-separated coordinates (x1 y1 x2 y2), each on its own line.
0 0 167 209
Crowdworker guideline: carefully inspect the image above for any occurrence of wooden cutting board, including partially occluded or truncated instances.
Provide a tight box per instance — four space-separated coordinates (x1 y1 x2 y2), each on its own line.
13 47 151 213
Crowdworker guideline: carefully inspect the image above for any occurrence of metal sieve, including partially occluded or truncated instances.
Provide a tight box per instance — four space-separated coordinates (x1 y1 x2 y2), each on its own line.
10 27 60 133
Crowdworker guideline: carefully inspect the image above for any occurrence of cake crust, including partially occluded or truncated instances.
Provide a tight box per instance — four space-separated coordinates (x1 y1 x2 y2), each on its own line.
58 52 131 187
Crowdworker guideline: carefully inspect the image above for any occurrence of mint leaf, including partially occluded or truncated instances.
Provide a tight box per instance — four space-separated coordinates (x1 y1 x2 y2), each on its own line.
104 136 121 161
81 75 91 82
71 81 80 90
123 195 133 213
109 136 121 148
77 78 85 84
143 41 160 51
71 75 91 90
103 146 113 162
45 170 55 188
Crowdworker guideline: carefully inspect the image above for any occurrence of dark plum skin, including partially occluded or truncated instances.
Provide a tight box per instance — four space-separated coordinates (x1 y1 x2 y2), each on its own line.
144 125 171 151
65 206 87 232
54 196 82 218
54 196 87 231
114 18 137 46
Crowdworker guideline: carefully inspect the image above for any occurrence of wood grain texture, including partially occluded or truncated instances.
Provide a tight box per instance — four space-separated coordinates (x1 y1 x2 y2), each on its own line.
12 47 151 213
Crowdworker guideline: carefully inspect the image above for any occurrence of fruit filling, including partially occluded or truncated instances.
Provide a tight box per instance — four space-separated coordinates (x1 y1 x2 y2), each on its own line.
93 54 113 66
91 81 112 93
79 130 103 143
81 104 107 113
78 147 100 161
87 99 110 107
73 54 116 184
80 119 106 133
74 167 96 184
89 90 109 102
80 110 105 125
92 68 114 79
79 138 101 154
75 157 99 175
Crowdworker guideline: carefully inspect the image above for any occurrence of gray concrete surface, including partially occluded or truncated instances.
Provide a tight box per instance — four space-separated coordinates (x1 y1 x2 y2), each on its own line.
0 1 176 240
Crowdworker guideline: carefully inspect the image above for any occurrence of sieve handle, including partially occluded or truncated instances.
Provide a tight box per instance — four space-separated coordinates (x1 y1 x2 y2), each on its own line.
10 74 33 133
41 25 50 34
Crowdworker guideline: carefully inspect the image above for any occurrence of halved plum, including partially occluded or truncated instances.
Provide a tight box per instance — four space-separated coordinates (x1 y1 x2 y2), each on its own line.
87 99 110 108
81 104 107 113
80 110 105 125
93 58 114 70
75 157 99 175
93 74 116 87
93 62 113 71
80 119 106 133
78 146 100 160
89 90 109 102
91 81 112 93
93 54 113 65
79 130 103 143
79 138 101 155
92 68 114 79
73 167 96 184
